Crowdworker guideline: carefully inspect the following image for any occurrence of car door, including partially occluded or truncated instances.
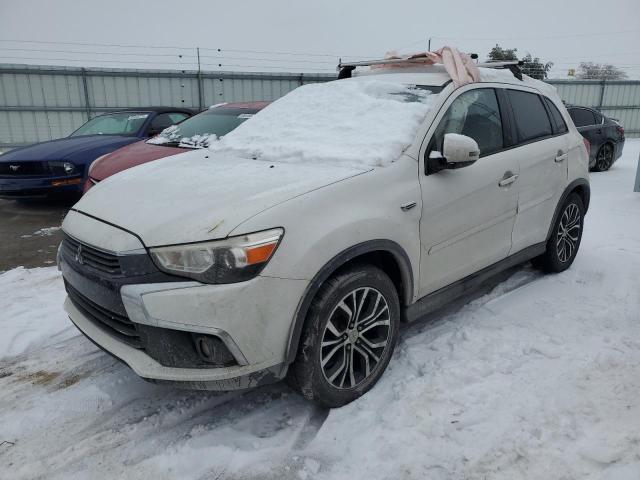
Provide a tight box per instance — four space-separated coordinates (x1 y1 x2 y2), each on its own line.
417 86 520 296
507 89 569 252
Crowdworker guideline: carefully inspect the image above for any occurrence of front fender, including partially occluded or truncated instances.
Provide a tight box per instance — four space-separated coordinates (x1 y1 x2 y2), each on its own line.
228 155 422 363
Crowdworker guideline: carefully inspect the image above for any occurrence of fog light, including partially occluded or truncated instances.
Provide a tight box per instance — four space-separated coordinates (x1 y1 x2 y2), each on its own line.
193 334 235 365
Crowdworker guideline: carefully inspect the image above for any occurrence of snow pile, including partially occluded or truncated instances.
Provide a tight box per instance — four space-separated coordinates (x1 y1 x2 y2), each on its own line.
211 79 436 167
147 125 218 149
0 267 72 358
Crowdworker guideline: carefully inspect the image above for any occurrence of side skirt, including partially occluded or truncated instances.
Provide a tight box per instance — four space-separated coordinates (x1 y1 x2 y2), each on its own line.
404 242 546 323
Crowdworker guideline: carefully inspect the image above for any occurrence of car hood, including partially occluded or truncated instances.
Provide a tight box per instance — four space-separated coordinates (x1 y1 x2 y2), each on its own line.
75 150 370 247
90 140 186 180
0 135 140 162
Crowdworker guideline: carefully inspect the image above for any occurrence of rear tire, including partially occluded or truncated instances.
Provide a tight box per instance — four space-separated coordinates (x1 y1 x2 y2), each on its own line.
531 193 584 273
592 143 614 172
287 265 400 408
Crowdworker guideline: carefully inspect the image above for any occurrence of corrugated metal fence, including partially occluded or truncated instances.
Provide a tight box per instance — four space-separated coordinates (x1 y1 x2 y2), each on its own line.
1 64 638 152
0 64 333 152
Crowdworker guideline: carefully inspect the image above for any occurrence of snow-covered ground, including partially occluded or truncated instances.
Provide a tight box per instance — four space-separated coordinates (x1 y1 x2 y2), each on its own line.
1 141 639 480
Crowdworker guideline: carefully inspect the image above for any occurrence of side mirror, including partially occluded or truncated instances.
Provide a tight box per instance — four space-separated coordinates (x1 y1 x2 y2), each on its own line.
428 133 480 172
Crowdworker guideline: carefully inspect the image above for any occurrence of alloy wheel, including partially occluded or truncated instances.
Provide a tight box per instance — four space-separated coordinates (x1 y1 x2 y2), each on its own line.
320 287 391 389
556 203 581 263
596 144 613 171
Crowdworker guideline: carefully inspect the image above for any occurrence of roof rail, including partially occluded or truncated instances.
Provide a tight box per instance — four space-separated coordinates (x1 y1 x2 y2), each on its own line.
337 58 524 80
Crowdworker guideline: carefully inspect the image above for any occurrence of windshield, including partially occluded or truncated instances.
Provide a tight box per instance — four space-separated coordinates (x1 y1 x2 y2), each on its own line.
147 108 257 148
211 79 440 168
71 112 149 136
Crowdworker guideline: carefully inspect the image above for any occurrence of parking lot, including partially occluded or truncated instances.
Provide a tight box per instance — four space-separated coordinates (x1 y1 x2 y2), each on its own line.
0 198 71 272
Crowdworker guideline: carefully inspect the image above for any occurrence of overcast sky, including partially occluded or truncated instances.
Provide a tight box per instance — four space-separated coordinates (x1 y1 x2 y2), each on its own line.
1 0 639 78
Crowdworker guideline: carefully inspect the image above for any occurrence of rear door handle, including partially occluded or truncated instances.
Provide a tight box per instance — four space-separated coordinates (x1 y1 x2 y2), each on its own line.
555 151 568 163
499 173 518 187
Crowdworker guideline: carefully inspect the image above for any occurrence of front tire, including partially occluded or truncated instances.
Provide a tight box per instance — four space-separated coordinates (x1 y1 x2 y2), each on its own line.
287 265 400 408
531 193 584 273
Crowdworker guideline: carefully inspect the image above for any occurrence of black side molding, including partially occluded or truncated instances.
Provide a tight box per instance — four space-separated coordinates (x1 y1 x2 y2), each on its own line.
284 239 414 364
404 242 546 323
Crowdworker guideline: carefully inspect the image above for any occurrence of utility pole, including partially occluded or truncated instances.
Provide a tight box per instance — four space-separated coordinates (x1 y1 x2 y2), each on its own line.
196 47 204 111
428 37 431 52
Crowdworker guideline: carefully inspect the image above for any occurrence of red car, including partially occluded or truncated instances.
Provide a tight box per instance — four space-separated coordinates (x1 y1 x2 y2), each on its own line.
84 101 270 193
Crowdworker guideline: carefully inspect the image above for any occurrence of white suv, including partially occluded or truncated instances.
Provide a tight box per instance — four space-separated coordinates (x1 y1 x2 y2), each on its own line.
59 63 589 407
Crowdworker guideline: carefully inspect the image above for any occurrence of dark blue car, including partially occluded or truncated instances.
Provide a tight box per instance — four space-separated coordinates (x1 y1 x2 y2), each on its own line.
0 107 193 199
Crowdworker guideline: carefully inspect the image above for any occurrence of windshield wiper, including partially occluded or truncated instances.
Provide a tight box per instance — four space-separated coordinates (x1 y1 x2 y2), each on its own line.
153 140 197 148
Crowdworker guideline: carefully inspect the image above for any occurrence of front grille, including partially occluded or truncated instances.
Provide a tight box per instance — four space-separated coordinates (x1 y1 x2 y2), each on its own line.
65 280 143 349
63 235 122 275
0 161 50 177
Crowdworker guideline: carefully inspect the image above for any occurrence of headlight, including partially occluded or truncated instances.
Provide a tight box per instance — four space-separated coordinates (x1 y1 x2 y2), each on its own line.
48 161 76 175
88 154 108 176
150 228 284 284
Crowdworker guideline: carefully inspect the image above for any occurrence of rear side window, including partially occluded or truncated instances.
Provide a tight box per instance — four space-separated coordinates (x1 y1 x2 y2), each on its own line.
508 90 553 143
431 88 504 157
568 108 596 127
543 98 568 134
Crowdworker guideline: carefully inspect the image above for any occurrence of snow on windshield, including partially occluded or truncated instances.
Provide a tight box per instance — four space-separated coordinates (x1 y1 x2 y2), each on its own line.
147 125 218 149
211 79 437 167
147 109 254 149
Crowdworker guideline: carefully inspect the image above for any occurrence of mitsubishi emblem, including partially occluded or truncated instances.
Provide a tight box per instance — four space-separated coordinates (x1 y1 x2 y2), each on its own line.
9 165 20 172
75 244 84 265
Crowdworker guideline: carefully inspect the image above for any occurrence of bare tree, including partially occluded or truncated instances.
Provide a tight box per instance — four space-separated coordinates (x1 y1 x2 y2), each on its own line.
576 62 627 80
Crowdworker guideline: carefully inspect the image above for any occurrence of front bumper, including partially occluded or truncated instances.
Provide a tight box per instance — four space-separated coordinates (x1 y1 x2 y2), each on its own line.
60 231 308 389
66 297 289 390
0 175 83 198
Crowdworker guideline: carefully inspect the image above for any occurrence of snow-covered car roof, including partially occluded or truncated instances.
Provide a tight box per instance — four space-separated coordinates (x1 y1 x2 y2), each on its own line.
210 65 562 169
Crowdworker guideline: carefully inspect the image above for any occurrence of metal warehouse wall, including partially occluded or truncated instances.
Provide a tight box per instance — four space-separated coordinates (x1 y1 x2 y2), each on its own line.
0 64 334 152
0 64 639 152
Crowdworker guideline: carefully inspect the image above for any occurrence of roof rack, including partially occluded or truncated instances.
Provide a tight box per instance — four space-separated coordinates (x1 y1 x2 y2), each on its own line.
337 58 524 81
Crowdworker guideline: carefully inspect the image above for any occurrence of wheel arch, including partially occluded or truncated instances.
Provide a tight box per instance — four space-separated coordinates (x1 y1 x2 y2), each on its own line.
284 239 414 364
546 178 590 241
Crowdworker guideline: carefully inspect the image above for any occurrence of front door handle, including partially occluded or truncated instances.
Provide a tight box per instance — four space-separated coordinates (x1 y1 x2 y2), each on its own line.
498 172 519 187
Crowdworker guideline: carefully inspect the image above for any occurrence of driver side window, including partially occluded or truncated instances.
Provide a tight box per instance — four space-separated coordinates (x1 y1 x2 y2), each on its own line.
430 88 504 158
